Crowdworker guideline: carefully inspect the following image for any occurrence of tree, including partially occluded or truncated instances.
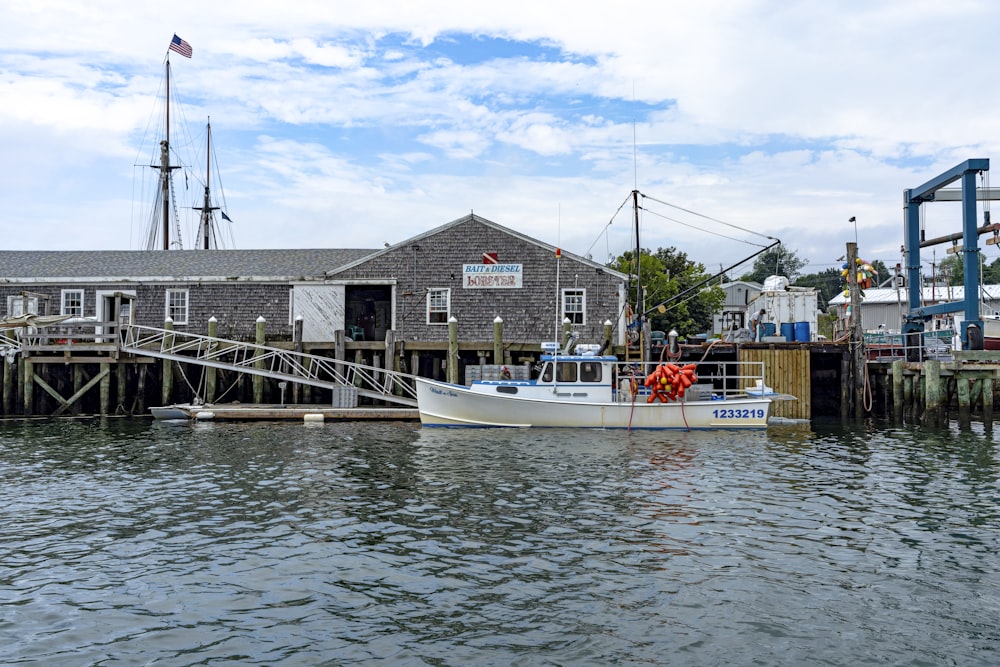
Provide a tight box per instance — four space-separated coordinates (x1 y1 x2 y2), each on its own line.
610 246 724 338
739 246 807 284
792 267 843 308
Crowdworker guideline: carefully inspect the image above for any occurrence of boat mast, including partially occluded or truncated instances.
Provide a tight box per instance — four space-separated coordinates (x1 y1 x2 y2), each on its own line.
156 57 181 250
195 118 220 249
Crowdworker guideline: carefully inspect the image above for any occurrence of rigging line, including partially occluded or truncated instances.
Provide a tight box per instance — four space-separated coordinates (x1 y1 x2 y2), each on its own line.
583 192 635 259
640 192 779 241
640 206 769 247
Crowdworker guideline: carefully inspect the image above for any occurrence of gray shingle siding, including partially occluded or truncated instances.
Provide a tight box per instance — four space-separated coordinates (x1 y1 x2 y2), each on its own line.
0 215 628 345
330 216 627 344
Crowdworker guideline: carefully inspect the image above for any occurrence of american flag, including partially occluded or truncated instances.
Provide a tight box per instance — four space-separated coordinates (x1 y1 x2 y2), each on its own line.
169 34 193 58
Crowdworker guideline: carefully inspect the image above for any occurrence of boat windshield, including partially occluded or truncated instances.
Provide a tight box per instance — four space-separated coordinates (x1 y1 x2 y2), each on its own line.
579 361 602 383
541 361 578 382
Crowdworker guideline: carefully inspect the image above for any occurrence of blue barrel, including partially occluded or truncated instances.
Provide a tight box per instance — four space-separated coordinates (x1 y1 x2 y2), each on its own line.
780 322 794 341
794 321 811 342
762 322 776 337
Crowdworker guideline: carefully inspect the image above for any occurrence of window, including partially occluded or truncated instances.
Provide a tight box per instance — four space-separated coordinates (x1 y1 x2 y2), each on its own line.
580 362 602 383
165 289 189 325
7 295 38 317
61 289 84 317
562 288 586 325
427 288 450 325
557 362 578 382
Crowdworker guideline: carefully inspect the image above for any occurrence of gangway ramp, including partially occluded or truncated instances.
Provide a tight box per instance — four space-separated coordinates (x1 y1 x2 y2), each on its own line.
120 324 417 407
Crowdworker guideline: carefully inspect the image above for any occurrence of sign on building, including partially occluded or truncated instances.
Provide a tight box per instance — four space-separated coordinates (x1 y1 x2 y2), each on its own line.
462 264 523 288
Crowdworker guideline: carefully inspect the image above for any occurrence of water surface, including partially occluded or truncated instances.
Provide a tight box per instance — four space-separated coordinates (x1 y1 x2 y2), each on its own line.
1 419 998 665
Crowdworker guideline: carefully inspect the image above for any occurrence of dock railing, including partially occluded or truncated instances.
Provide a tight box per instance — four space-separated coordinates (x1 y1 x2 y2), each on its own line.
119 324 418 407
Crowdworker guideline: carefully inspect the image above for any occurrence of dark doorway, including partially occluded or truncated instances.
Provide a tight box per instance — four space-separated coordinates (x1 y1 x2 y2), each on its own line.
345 285 392 341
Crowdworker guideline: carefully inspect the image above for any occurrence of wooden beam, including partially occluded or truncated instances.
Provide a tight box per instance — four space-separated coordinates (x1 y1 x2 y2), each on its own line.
32 367 109 416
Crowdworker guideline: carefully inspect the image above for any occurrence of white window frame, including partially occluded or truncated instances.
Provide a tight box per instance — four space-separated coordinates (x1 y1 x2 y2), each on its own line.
562 288 586 325
61 289 85 317
165 289 190 325
7 295 38 317
427 288 451 325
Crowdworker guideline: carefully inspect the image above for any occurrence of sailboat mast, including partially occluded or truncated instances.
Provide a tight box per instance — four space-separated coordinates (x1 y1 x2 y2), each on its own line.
201 120 213 249
159 58 173 250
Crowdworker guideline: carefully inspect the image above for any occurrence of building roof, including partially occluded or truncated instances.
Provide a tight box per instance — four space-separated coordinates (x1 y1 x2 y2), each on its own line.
0 248 378 282
327 213 630 281
828 284 1000 305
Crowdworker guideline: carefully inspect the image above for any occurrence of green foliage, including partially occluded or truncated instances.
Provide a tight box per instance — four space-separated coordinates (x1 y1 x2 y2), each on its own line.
610 246 723 337
792 267 843 307
936 253 1000 286
738 246 807 283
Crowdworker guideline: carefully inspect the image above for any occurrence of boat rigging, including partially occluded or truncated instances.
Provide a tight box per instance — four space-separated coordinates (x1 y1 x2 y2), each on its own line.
133 38 235 251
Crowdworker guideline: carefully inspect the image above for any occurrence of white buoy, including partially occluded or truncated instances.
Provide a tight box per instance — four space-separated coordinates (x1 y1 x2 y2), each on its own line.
194 411 215 420
303 413 325 423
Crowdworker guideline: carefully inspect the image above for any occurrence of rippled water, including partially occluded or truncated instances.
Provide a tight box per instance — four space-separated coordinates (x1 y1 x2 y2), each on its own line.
1 418 998 666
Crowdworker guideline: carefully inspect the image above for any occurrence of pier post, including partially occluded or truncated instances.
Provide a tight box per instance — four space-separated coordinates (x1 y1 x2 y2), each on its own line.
115 362 125 415
137 366 147 415
841 355 850 421
984 378 994 428
971 378 983 411
23 358 33 416
254 316 266 404
161 318 174 406
493 316 503 365
206 317 218 403
604 320 613 353
447 316 459 384
2 357 12 415
846 242 865 421
100 362 111 416
562 317 572 351
903 372 913 421
292 317 303 404
384 329 396 399
925 360 942 426
957 373 971 424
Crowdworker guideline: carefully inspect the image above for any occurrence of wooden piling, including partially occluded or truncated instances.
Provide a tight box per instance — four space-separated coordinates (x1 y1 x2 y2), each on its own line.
23 358 33 416
892 359 906 423
100 362 111 416
925 359 941 426
206 317 218 403
161 318 174 406
493 316 503 365
253 316 265 404
447 316 459 384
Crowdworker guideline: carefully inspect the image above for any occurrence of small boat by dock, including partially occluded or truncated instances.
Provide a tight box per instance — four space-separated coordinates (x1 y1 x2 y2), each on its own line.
150 403 419 422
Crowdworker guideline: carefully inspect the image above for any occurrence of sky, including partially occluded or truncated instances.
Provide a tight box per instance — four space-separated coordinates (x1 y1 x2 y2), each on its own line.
3 0 1000 280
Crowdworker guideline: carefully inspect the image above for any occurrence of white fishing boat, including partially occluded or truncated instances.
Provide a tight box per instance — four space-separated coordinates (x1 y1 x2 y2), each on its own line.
416 189 785 429
416 343 776 429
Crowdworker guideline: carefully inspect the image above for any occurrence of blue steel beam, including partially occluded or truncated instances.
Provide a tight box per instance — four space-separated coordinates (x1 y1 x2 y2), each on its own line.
902 158 990 348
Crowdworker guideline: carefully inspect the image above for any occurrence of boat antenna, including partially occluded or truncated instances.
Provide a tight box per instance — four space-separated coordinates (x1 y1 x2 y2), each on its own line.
552 206 564 392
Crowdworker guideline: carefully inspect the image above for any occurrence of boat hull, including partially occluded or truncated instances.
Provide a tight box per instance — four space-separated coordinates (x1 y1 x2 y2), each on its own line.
415 378 770 429
150 404 193 420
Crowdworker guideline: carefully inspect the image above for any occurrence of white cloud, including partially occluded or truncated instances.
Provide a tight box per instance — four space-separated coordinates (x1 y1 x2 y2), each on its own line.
0 0 997 279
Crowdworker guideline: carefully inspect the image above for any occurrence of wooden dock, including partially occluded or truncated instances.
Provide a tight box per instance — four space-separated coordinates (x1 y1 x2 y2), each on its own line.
158 404 420 422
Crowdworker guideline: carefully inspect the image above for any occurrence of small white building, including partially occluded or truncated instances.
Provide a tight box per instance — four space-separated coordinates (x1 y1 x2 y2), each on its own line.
747 276 820 341
827 283 1000 332
712 280 762 335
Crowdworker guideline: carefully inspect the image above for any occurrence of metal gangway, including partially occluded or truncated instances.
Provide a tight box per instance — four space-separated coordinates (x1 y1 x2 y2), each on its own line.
119 324 418 407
